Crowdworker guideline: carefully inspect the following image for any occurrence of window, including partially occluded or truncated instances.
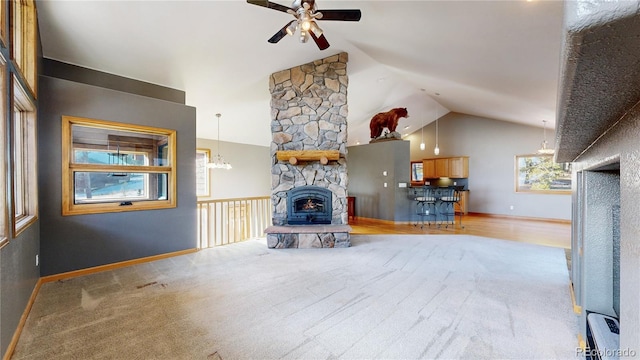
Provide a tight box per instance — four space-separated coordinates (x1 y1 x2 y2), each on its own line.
62 116 177 215
515 154 571 194
12 77 37 235
0 54 6 248
12 0 37 95
0 0 6 46
196 148 210 197
410 161 423 186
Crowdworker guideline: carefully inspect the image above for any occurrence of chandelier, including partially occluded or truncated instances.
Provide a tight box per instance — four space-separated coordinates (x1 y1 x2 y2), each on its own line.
207 113 232 170
537 120 555 155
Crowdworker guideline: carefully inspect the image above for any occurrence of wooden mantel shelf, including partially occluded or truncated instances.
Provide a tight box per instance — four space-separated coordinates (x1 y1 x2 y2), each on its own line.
276 150 340 165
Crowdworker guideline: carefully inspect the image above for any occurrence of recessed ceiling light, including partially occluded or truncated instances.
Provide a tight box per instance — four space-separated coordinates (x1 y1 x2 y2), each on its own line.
403 125 410 130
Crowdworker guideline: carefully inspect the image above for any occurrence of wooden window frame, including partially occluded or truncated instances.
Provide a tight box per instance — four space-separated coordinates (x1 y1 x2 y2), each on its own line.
62 116 177 216
196 148 210 197
0 54 7 248
0 1 7 47
11 75 37 236
11 0 37 97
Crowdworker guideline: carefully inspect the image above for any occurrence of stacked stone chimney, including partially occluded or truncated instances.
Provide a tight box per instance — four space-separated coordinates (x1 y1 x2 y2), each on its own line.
269 52 349 229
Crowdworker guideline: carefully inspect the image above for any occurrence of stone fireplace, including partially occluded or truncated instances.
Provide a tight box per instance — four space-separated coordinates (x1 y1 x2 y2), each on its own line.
265 52 351 248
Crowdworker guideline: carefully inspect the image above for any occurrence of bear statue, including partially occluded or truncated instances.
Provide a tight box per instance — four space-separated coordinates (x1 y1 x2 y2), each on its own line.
369 107 409 139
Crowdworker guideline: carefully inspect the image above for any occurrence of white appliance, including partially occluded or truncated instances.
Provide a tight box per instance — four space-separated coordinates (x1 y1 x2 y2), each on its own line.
587 312 620 360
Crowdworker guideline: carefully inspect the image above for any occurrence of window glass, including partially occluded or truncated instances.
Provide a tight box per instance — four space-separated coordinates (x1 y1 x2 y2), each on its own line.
74 172 168 204
71 124 170 166
13 110 25 218
515 154 571 194
196 148 210 197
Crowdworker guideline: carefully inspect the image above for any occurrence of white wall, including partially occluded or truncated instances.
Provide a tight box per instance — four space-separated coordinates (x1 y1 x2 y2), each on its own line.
403 112 571 220
196 138 271 200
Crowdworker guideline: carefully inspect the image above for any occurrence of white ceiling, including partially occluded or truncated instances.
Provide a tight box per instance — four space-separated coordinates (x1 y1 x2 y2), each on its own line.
36 0 565 147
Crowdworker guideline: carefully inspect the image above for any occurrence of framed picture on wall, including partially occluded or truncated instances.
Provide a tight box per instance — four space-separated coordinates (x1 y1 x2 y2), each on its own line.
515 154 571 194
196 148 210 197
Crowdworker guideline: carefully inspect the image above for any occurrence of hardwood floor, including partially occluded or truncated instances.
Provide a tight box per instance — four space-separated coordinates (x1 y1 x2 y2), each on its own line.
349 213 571 249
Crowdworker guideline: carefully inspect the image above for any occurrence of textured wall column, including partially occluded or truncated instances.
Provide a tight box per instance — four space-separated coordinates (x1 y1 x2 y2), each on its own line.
269 52 349 226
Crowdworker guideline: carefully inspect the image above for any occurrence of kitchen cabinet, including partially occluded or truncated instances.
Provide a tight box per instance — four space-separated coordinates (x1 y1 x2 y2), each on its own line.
423 159 436 179
435 158 449 177
449 157 469 178
421 156 469 179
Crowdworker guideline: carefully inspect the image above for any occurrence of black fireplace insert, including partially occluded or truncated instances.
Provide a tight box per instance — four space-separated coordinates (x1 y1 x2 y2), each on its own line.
287 186 332 225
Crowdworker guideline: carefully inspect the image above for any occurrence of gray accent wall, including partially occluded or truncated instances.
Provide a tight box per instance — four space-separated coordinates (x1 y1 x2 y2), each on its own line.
1 225 39 357
38 75 197 276
347 140 412 221
404 112 571 220
41 59 186 104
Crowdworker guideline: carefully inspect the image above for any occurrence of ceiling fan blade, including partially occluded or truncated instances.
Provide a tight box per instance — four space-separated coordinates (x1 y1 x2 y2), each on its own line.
268 20 295 44
246 0 293 13
316 9 361 21
310 31 330 50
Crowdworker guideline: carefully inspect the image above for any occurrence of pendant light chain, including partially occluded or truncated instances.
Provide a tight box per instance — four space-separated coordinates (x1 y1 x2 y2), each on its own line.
217 113 221 156
434 106 440 155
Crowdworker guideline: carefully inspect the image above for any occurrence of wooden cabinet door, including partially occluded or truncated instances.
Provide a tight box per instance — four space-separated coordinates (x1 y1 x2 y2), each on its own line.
435 158 449 177
454 191 468 214
423 159 436 179
449 157 469 178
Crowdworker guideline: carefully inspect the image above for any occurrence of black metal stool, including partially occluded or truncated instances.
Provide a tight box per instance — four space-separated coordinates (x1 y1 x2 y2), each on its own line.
439 186 464 228
414 186 437 228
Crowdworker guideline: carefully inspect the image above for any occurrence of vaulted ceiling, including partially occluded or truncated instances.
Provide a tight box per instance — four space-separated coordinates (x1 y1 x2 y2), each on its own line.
36 0 564 147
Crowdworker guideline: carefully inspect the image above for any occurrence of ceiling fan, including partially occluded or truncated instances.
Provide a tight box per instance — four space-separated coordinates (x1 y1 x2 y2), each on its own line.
247 0 362 50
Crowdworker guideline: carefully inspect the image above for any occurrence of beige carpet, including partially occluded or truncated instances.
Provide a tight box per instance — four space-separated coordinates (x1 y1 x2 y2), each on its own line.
12 235 577 359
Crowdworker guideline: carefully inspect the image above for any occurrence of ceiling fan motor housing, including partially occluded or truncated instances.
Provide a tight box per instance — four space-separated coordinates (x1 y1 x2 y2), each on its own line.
292 0 316 12
247 0 361 50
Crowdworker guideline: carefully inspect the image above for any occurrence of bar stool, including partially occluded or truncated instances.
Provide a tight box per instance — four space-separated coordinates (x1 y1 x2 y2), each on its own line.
414 186 437 228
440 186 464 228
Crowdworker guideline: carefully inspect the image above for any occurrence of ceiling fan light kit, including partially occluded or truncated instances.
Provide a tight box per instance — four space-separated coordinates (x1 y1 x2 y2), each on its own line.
285 21 297 36
247 0 361 50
